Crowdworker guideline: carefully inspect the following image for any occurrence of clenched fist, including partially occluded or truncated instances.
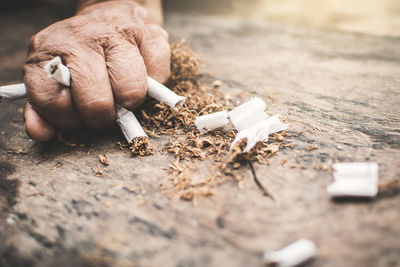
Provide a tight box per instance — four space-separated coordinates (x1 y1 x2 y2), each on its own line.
23 0 170 142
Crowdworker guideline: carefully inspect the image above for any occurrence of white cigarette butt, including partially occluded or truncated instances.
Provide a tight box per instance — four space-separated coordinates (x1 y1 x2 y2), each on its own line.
195 111 229 133
0 83 27 102
263 239 316 267
147 77 185 110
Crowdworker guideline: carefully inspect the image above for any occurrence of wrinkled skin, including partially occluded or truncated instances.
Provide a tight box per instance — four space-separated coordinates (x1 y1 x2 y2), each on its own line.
23 0 170 142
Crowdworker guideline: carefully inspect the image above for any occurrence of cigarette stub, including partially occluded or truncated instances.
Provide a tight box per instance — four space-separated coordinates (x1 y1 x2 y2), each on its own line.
116 106 147 142
44 57 71 87
0 83 27 103
263 239 316 267
327 162 379 198
195 110 229 133
147 76 186 111
228 97 268 132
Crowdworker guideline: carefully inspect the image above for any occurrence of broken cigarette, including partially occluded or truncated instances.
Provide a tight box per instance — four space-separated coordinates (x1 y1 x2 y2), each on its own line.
327 162 379 198
263 239 316 267
230 114 288 152
116 106 147 141
147 76 186 110
228 97 268 132
195 110 229 133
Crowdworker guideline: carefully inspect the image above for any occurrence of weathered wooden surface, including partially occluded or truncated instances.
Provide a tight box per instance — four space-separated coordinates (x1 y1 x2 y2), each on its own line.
1 2 400 267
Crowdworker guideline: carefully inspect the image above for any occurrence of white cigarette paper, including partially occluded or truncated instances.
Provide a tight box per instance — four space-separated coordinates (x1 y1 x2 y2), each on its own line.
230 114 288 152
116 107 147 141
228 97 268 132
327 162 379 198
263 239 316 267
147 76 186 110
195 111 229 133
44 57 71 87
0 83 27 102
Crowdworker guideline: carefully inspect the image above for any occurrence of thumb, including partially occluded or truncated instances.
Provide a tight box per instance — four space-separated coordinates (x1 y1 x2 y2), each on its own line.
24 101 56 142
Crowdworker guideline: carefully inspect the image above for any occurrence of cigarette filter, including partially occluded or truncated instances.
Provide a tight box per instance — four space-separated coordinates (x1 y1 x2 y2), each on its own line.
195 111 229 133
263 239 316 267
228 97 268 132
0 83 27 103
147 76 186 111
44 57 71 87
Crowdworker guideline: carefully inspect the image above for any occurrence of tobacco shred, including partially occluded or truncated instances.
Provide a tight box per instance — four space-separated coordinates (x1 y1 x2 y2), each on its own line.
134 40 289 200
130 137 154 156
130 40 289 200
98 154 109 166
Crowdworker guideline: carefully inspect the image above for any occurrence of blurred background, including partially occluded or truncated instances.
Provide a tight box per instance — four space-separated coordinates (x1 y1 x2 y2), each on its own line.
1 0 400 37
0 0 399 81
164 0 400 36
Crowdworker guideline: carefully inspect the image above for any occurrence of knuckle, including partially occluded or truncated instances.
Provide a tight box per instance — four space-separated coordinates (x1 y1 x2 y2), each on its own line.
120 86 147 109
146 24 169 40
29 33 43 50
83 97 114 116
80 97 115 128
132 6 149 22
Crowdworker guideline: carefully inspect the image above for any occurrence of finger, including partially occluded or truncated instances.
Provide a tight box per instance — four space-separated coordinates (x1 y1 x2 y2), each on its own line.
24 101 56 142
66 50 116 130
140 24 171 83
24 62 82 131
105 40 147 110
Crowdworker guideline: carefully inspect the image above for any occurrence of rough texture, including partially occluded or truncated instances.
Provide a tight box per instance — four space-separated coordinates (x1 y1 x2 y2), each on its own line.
1 2 400 267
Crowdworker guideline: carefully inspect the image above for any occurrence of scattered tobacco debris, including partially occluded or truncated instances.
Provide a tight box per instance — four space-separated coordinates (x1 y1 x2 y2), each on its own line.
133 39 291 200
379 179 400 197
98 154 109 166
50 161 63 170
130 137 154 156
26 192 45 197
93 163 105 177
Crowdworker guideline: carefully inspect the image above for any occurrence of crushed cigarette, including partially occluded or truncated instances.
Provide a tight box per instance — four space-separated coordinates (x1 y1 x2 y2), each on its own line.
327 162 379 198
228 97 268 132
230 115 288 152
263 239 316 267
116 106 147 142
44 56 71 87
195 110 229 133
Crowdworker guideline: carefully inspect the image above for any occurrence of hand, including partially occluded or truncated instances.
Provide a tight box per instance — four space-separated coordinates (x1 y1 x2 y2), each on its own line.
23 0 170 142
